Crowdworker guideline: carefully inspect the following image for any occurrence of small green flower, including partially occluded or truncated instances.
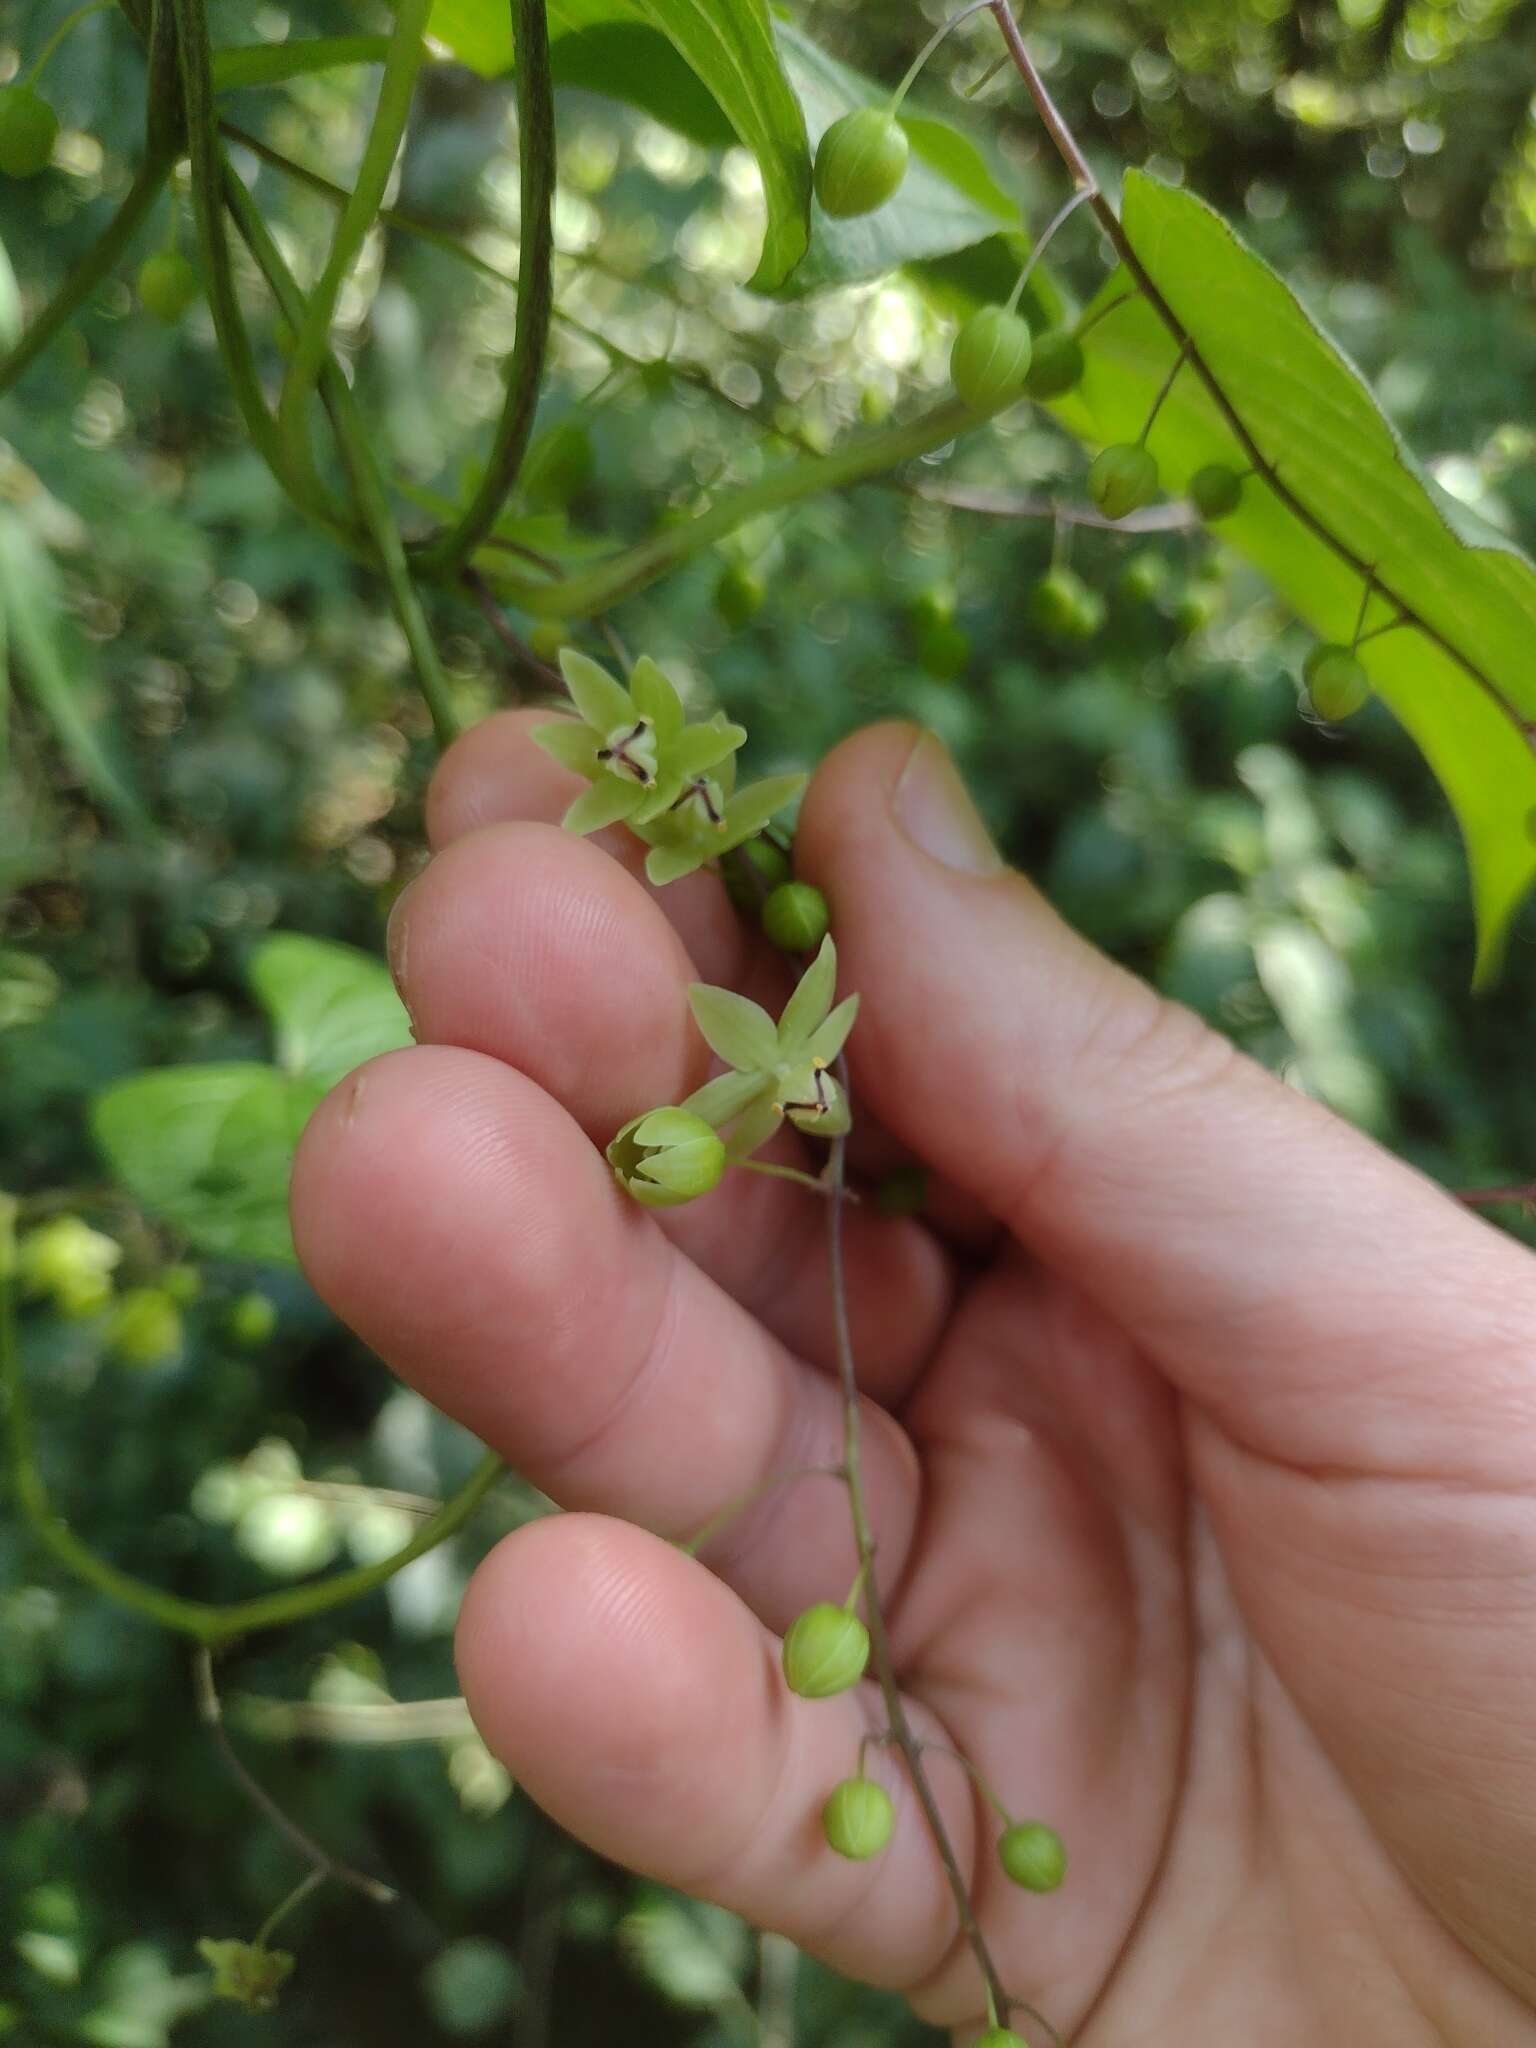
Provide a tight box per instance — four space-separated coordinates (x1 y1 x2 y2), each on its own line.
196 1939 295 2014
607 1108 727 1208
17 1216 121 1317
534 650 803 887
682 936 859 1159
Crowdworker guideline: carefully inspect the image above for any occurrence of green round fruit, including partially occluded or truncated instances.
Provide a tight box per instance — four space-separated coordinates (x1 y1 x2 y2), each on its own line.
761 881 829 953
1024 330 1085 401
227 1291 278 1349
0 87 58 179
17 1216 121 1311
976 2032 1030 2048
107 1287 183 1369
908 583 956 635
812 108 909 219
607 1108 726 1209
1118 551 1168 605
740 835 793 890
822 1778 895 1861
950 307 1034 414
521 419 595 511
1171 585 1221 640
714 561 766 630
997 1821 1066 1893
1303 643 1370 721
158 1263 203 1306
1026 568 1104 643
529 621 572 664
1189 462 1243 521
917 620 971 681
138 250 201 324
782 1602 870 1698
1087 442 1161 521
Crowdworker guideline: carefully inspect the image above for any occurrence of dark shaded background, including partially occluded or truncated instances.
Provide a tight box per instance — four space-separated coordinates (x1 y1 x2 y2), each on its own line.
3 0 1536 2040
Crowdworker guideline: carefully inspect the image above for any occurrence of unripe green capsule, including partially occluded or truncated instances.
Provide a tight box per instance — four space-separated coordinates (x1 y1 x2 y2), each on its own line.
159 1263 203 1306
908 583 956 635
950 307 1034 414
976 2031 1031 2048
997 1820 1066 1892
138 250 201 324
1188 462 1243 521
762 881 829 954
1087 443 1161 521
722 835 794 917
1303 643 1370 721
607 1108 726 1208
917 619 970 681
0 87 59 178
107 1287 183 1369
782 1602 870 1698
715 562 766 630
1026 568 1104 643
1024 330 1085 401
822 1778 895 1861
813 108 909 219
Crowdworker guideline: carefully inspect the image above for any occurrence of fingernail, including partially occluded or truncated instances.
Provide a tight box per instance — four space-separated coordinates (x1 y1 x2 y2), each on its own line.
892 730 1003 878
386 879 416 1015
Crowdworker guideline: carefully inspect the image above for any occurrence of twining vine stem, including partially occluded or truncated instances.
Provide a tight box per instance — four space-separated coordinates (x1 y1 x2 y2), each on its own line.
982 0 1530 749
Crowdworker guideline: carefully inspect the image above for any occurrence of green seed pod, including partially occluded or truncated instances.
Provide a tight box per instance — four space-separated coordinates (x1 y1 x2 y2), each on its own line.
1171 585 1221 641
917 619 971 681
1117 551 1168 605
1087 443 1161 521
997 1821 1067 1893
1026 568 1104 643
976 2031 1031 2048
822 1778 895 1861
908 583 956 635
106 1287 183 1369
715 562 766 630
722 834 793 917
762 881 829 953
17 1216 121 1312
782 1602 870 1698
950 307 1034 414
1024 330 1085 401
226 1290 278 1349
137 250 201 323
812 108 910 219
0 87 59 179
876 1166 928 1218
1188 462 1243 521
608 1108 727 1208
1303 643 1370 721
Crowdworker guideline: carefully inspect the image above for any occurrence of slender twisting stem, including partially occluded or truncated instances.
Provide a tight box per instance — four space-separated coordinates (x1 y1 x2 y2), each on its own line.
1005 186 1092 313
195 1649 397 1905
890 0 996 112
985 0 1532 749
416 0 557 575
0 156 171 398
22 0 114 87
276 0 432 497
254 1868 325 1950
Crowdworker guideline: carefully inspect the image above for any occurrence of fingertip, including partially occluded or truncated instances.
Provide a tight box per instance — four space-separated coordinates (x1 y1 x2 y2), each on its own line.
427 708 578 848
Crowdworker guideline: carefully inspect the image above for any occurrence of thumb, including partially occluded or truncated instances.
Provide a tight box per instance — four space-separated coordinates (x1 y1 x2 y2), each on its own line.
796 722 1536 1489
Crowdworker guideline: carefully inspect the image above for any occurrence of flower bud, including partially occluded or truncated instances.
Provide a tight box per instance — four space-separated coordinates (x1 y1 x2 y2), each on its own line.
0 87 58 179
813 108 910 218
822 1777 895 1860
106 1287 183 1369
782 1602 870 1698
608 1109 726 1208
1026 568 1103 643
950 307 1034 414
1303 643 1370 721
227 1290 278 1349
1087 443 1160 521
1024 330 1085 401
1188 462 1243 521
137 251 201 324
715 562 766 629
997 1820 1066 1892
762 882 829 954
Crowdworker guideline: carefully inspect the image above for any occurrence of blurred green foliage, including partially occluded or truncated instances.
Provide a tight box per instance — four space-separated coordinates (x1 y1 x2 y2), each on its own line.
3 0 1536 2041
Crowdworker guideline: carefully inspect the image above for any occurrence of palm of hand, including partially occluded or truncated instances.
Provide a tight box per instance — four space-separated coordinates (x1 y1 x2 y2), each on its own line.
293 716 1536 2047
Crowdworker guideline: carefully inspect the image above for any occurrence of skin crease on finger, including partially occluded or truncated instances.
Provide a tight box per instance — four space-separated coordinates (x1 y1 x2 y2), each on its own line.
295 714 1536 2047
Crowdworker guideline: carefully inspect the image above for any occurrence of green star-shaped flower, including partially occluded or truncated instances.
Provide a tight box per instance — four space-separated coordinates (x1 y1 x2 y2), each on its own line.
533 650 804 887
681 936 859 1156
196 1939 295 2014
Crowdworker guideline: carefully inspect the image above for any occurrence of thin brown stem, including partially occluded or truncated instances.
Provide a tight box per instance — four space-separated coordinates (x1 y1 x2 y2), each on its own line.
1458 1183 1536 1210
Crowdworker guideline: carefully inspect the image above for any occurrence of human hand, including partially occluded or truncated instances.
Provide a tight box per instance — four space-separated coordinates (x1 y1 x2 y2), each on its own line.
292 719 1536 2045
